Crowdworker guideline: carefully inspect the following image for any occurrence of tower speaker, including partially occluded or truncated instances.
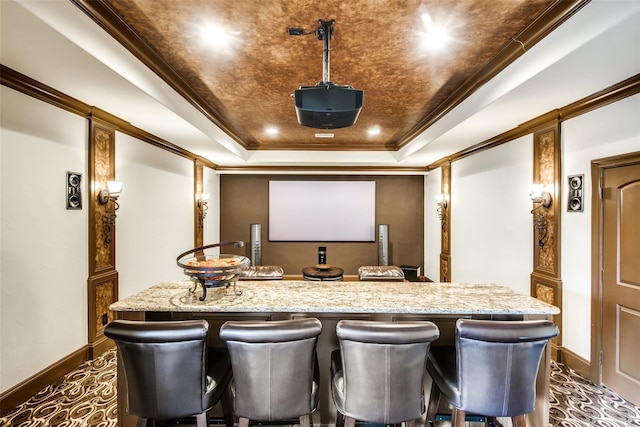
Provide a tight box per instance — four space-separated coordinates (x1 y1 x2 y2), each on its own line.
66 171 82 210
249 224 262 266
567 174 584 212
378 224 389 266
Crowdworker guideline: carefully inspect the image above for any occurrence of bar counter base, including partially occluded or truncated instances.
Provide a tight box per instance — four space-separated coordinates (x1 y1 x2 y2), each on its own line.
110 281 559 427
115 311 552 427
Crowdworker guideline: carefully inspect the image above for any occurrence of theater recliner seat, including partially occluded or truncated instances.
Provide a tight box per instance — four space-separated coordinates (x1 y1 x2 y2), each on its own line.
239 265 284 280
358 265 405 281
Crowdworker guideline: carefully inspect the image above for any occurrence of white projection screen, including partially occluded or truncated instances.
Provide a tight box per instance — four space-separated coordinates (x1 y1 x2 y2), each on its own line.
269 181 376 242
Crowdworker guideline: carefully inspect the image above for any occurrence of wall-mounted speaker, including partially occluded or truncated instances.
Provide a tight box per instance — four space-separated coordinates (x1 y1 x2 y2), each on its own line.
567 174 584 212
66 171 82 210
378 224 389 266
249 224 262 266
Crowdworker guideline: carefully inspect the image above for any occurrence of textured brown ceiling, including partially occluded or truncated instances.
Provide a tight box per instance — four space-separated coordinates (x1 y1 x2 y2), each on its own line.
77 0 570 152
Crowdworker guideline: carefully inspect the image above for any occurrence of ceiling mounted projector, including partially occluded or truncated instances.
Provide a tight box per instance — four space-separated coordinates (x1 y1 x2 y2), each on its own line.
292 19 364 129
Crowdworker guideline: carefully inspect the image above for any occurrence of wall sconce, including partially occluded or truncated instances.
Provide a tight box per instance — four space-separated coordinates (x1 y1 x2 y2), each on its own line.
436 194 448 229
197 193 209 226
98 181 123 244
529 184 552 247
529 184 552 208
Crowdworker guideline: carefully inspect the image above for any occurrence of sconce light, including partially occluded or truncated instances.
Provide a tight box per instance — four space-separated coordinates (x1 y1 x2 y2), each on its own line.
98 181 123 244
529 184 552 247
197 193 209 226
529 184 552 208
436 194 448 229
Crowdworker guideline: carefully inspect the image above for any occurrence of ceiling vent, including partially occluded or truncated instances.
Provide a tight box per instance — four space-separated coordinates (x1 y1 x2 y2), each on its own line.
291 20 364 129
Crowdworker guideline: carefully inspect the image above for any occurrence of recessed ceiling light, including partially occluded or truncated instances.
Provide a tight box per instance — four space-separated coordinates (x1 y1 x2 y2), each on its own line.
315 133 334 138
198 22 240 51
265 127 279 135
368 126 381 136
420 12 451 51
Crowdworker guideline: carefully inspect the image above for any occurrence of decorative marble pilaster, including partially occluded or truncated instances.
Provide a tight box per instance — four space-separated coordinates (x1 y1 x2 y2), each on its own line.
440 161 451 282
194 160 204 248
534 128 559 274
87 117 118 357
89 271 118 339
90 122 115 274
531 122 562 359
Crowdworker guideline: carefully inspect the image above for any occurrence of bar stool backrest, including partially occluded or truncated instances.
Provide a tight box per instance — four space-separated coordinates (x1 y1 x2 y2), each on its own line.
455 319 559 417
104 320 211 420
219 318 322 421
335 320 440 424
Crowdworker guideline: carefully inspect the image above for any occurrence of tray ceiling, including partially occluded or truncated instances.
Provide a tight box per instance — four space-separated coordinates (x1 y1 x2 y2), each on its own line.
76 0 568 153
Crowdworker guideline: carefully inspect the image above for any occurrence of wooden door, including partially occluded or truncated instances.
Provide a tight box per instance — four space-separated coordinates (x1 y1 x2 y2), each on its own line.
601 162 640 405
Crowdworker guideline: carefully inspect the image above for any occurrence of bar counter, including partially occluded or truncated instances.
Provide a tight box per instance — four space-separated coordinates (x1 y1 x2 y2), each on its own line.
110 280 559 315
110 280 559 427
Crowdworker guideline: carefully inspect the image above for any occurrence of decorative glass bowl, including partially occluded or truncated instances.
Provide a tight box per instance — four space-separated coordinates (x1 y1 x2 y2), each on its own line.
176 242 249 300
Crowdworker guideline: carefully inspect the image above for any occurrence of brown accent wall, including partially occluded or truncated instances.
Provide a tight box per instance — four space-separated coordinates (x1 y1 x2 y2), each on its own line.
219 175 424 276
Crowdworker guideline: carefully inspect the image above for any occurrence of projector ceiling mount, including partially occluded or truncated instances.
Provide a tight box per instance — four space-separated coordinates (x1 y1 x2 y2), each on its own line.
288 19 336 85
317 19 335 85
290 19 364 129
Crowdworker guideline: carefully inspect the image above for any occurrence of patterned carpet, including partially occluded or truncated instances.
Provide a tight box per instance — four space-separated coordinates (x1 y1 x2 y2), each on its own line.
547 361 640 427
1 349 639 426
1 350 117 426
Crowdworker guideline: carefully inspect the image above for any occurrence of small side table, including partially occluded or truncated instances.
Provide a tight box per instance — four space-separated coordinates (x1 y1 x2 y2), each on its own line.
302 266 344 281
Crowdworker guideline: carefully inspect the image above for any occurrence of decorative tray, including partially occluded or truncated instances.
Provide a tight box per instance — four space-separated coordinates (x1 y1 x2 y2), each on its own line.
176 241 249 300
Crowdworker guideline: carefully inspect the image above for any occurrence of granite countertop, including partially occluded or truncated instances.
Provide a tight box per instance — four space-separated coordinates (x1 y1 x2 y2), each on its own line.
110 280 560 315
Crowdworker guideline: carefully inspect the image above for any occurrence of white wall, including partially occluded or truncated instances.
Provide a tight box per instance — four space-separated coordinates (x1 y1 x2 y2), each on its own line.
424 170 442 280
0 86 208 394
115 133 195 298
561 93 640 361
451 136 533 294
0 87 88 393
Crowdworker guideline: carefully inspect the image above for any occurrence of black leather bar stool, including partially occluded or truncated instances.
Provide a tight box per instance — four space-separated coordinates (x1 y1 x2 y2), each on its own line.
104 319 234 427
426 319 559 427
219 317 323 427
331 319 440 427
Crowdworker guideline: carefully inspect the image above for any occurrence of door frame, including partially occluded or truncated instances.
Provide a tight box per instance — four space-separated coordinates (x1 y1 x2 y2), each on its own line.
590 151 640 383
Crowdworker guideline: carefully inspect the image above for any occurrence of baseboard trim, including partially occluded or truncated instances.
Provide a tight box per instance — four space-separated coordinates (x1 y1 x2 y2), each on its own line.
560 346 591 380
88 334 114 359
550 342 562 362
0 346 89 417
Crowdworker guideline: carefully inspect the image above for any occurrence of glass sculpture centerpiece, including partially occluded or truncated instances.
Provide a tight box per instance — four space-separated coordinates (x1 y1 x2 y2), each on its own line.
177 241 249 301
